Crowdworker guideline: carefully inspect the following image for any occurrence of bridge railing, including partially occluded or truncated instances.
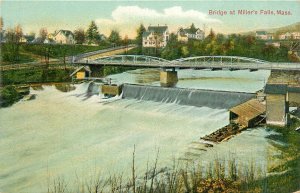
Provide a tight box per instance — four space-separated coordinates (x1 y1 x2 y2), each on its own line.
73 54 300 70
73 45 136 61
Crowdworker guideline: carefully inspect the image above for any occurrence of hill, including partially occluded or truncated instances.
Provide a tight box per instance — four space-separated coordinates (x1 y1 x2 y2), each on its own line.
240 22 300 35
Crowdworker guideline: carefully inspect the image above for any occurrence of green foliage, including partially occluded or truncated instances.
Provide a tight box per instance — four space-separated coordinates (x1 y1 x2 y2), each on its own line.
157 32 290 62
102 66 137 76
190 23 197 34
10 44 109 59
108 30 121 46
86 20 100 45
73 28 85 44
161 33 182 60
0 85 20 107
135 24 146 54
1 67 72 85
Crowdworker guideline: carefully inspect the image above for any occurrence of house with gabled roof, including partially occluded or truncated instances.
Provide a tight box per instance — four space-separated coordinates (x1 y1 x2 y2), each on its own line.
177 27 205 42
256 31 273 40
142 25 169 48
279 32 300 40
53 30 75 44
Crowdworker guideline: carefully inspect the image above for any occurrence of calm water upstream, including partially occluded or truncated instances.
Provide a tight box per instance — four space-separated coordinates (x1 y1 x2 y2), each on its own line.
0 69 281 193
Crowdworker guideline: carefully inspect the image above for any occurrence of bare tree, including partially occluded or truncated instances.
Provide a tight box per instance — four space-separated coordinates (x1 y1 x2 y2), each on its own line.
15 24 23 43
39 27 48 41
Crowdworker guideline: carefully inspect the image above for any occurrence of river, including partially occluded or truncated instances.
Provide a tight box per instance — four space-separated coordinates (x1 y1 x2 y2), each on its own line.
0 69 283 193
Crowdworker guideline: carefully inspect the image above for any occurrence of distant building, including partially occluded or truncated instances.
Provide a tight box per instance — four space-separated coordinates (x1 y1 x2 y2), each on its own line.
177 27 205 42
53 30 75 44
291 32 300 39
256 31 273 40
142 25 169 48
19 36 27 43
279 32 292 40
265 42 280 48
31 37 44 44
23 35 35 43
44 38 56 44
279 32 300 40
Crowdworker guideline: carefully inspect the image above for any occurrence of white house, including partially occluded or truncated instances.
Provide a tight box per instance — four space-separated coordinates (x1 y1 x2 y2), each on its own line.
256 31 273 40
291 32 300 39
53 30 75 44
279 32 300 40
177 27 205 42
142 25 169 48
279 32 292 40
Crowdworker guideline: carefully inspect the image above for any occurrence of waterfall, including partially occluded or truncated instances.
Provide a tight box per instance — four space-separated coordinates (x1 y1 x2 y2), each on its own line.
122 84 255 109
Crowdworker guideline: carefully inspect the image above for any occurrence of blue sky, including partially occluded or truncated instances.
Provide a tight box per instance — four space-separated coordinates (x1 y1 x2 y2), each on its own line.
1 1 299 38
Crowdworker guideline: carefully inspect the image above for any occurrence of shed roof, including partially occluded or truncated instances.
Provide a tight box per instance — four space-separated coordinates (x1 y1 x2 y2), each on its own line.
230 99 266 120
264 84 287 94
70 66 91 77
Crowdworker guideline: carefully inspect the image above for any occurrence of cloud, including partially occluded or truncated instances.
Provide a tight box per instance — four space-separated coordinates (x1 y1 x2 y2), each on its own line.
96 6 221 38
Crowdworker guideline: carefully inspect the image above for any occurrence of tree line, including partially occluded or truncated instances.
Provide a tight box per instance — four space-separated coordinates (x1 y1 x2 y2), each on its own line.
134 24 296 62
1 17 298 63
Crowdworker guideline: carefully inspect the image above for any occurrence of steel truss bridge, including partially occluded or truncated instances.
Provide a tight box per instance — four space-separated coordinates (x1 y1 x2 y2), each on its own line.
73 55 300 71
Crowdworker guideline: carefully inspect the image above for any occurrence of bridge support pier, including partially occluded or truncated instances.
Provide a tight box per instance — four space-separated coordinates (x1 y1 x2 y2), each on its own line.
266 93 289 127
160 68 178 87
265 71 300 127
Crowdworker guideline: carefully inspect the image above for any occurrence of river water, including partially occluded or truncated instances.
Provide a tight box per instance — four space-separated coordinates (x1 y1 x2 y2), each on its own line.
0 69 281 193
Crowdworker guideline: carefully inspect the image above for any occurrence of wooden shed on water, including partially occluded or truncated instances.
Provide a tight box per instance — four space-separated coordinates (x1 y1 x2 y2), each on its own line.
70 66 91 80
229 99 266 127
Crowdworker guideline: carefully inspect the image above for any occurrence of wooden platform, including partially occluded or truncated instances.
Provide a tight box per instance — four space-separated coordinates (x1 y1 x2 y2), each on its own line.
229 99 266 127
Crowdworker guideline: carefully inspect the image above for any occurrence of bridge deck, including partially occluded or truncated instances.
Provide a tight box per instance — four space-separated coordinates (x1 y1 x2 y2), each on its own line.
74 60 300 71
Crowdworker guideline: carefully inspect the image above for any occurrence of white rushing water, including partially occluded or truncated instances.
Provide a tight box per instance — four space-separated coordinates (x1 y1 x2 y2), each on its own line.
0 69 277 193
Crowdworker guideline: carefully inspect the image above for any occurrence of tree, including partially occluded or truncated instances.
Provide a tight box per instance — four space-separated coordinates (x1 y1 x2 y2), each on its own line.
0 17 4 42
39 28 48 41
74 28 85 44
108 30 121 46
161 33 182 60
86 21 99 44
2 25 23 62
190 23 197 33
122 34 129 51
0 17 3 32
135 24 146 54
136 24 146 46
206 28 216 42
15 24 23 43
181 46 190 57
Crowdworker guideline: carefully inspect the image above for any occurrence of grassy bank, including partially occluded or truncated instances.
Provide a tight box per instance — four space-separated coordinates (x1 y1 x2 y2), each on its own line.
0 85 22 107
1 43 111 64
1 66 73 85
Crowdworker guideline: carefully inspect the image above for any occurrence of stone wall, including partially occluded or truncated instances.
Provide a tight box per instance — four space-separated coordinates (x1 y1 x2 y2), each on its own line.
266 94 287 126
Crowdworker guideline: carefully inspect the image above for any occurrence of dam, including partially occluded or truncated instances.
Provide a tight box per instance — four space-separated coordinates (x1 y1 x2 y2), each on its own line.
121 84 256 109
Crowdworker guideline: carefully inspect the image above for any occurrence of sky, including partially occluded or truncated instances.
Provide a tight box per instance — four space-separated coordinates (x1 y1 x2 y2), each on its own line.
1 1 300 38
